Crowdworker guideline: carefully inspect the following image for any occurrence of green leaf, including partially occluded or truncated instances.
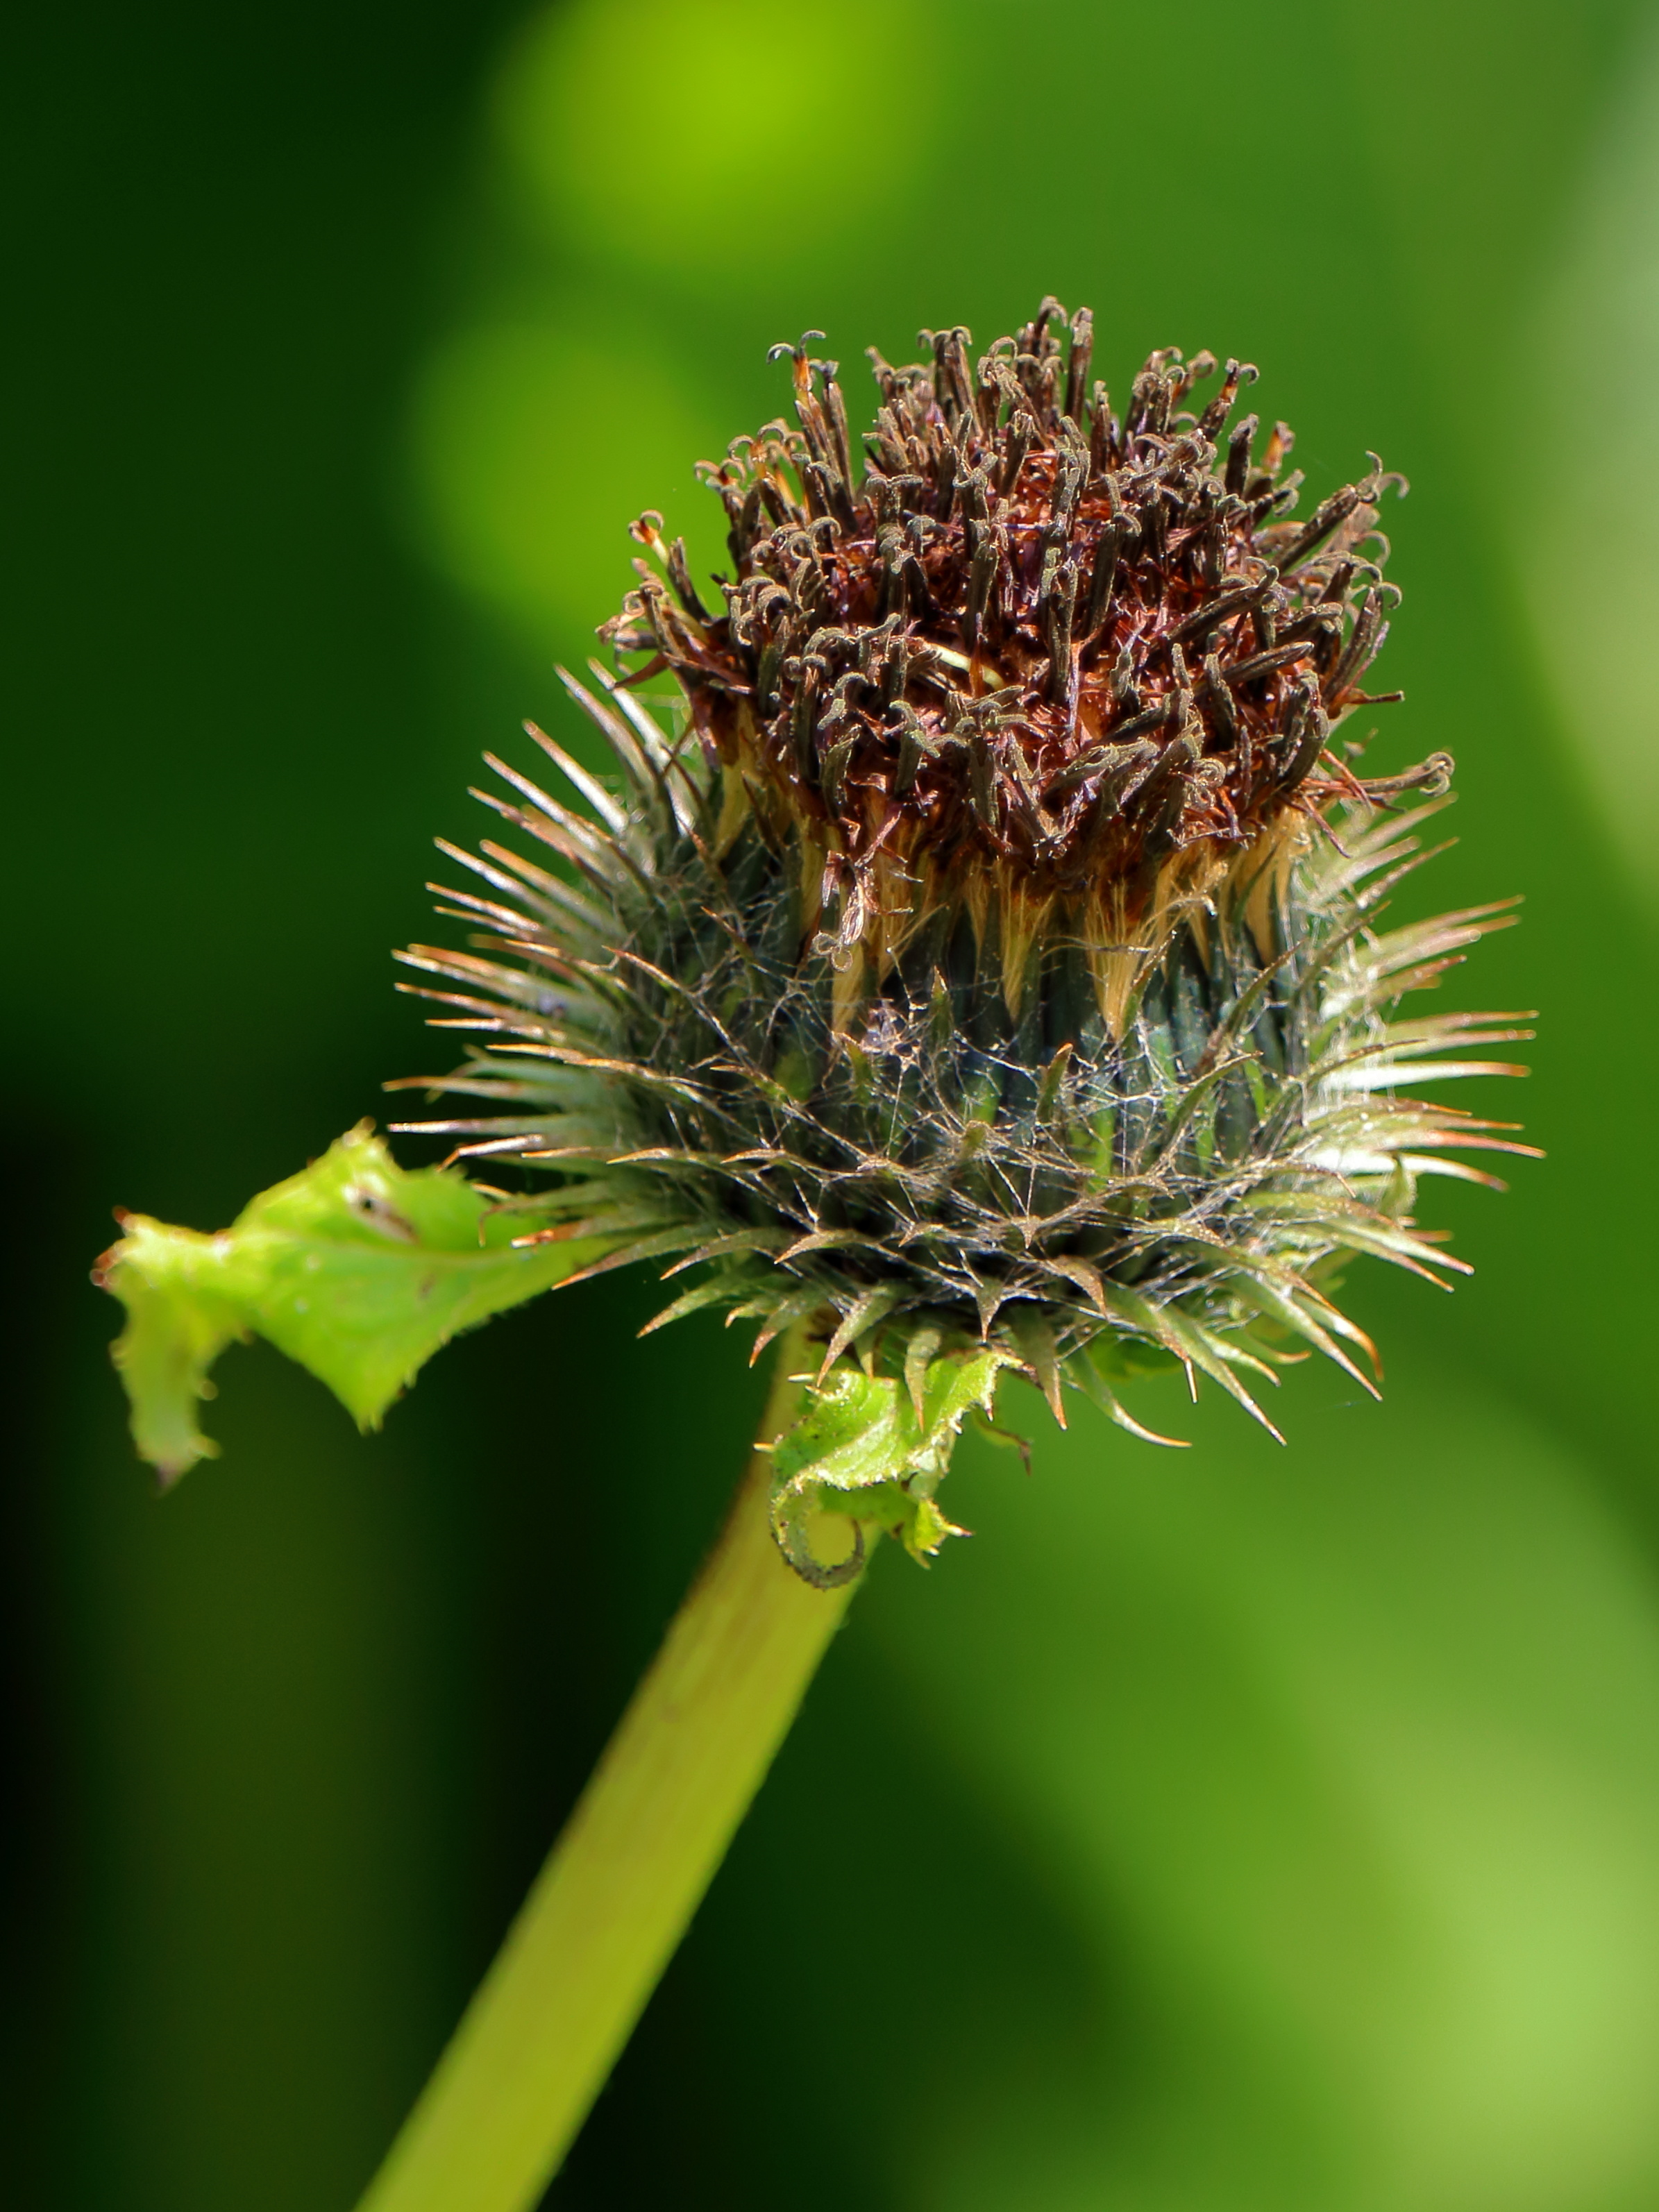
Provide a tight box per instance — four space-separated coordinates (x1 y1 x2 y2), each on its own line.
768 1344 1018 1580
96 1123 606 1482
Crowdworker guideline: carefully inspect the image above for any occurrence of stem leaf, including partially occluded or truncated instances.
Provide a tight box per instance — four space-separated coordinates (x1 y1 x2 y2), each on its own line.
96 1124 603 1481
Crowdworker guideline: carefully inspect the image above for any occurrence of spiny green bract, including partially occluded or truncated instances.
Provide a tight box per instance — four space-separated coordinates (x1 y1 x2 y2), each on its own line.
382 301 1533 1582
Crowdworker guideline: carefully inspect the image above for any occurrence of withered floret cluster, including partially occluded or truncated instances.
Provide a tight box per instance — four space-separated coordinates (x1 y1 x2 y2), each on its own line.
605 299 1445 1034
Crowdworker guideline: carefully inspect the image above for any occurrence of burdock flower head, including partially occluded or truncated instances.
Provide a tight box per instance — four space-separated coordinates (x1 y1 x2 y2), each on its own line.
370 299 1529 1580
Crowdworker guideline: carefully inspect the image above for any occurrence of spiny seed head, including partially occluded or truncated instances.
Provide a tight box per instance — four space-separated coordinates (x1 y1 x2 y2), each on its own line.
394 303 1531 1582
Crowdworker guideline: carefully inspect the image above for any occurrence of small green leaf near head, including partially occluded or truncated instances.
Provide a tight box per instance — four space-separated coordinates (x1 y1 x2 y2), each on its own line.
768 1344 1018 1580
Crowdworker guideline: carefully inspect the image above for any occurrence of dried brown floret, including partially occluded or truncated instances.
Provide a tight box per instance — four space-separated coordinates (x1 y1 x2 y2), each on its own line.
604 305 1436 1039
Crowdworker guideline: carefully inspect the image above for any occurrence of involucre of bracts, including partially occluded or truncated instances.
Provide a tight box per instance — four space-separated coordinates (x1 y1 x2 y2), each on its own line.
390 301 1534 1583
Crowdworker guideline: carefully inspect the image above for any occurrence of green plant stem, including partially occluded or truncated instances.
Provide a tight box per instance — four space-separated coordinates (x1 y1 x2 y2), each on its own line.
355 1327 862 2212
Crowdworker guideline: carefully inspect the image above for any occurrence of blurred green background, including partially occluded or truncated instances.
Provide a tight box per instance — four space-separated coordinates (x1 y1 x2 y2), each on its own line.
8 2 1659 2206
